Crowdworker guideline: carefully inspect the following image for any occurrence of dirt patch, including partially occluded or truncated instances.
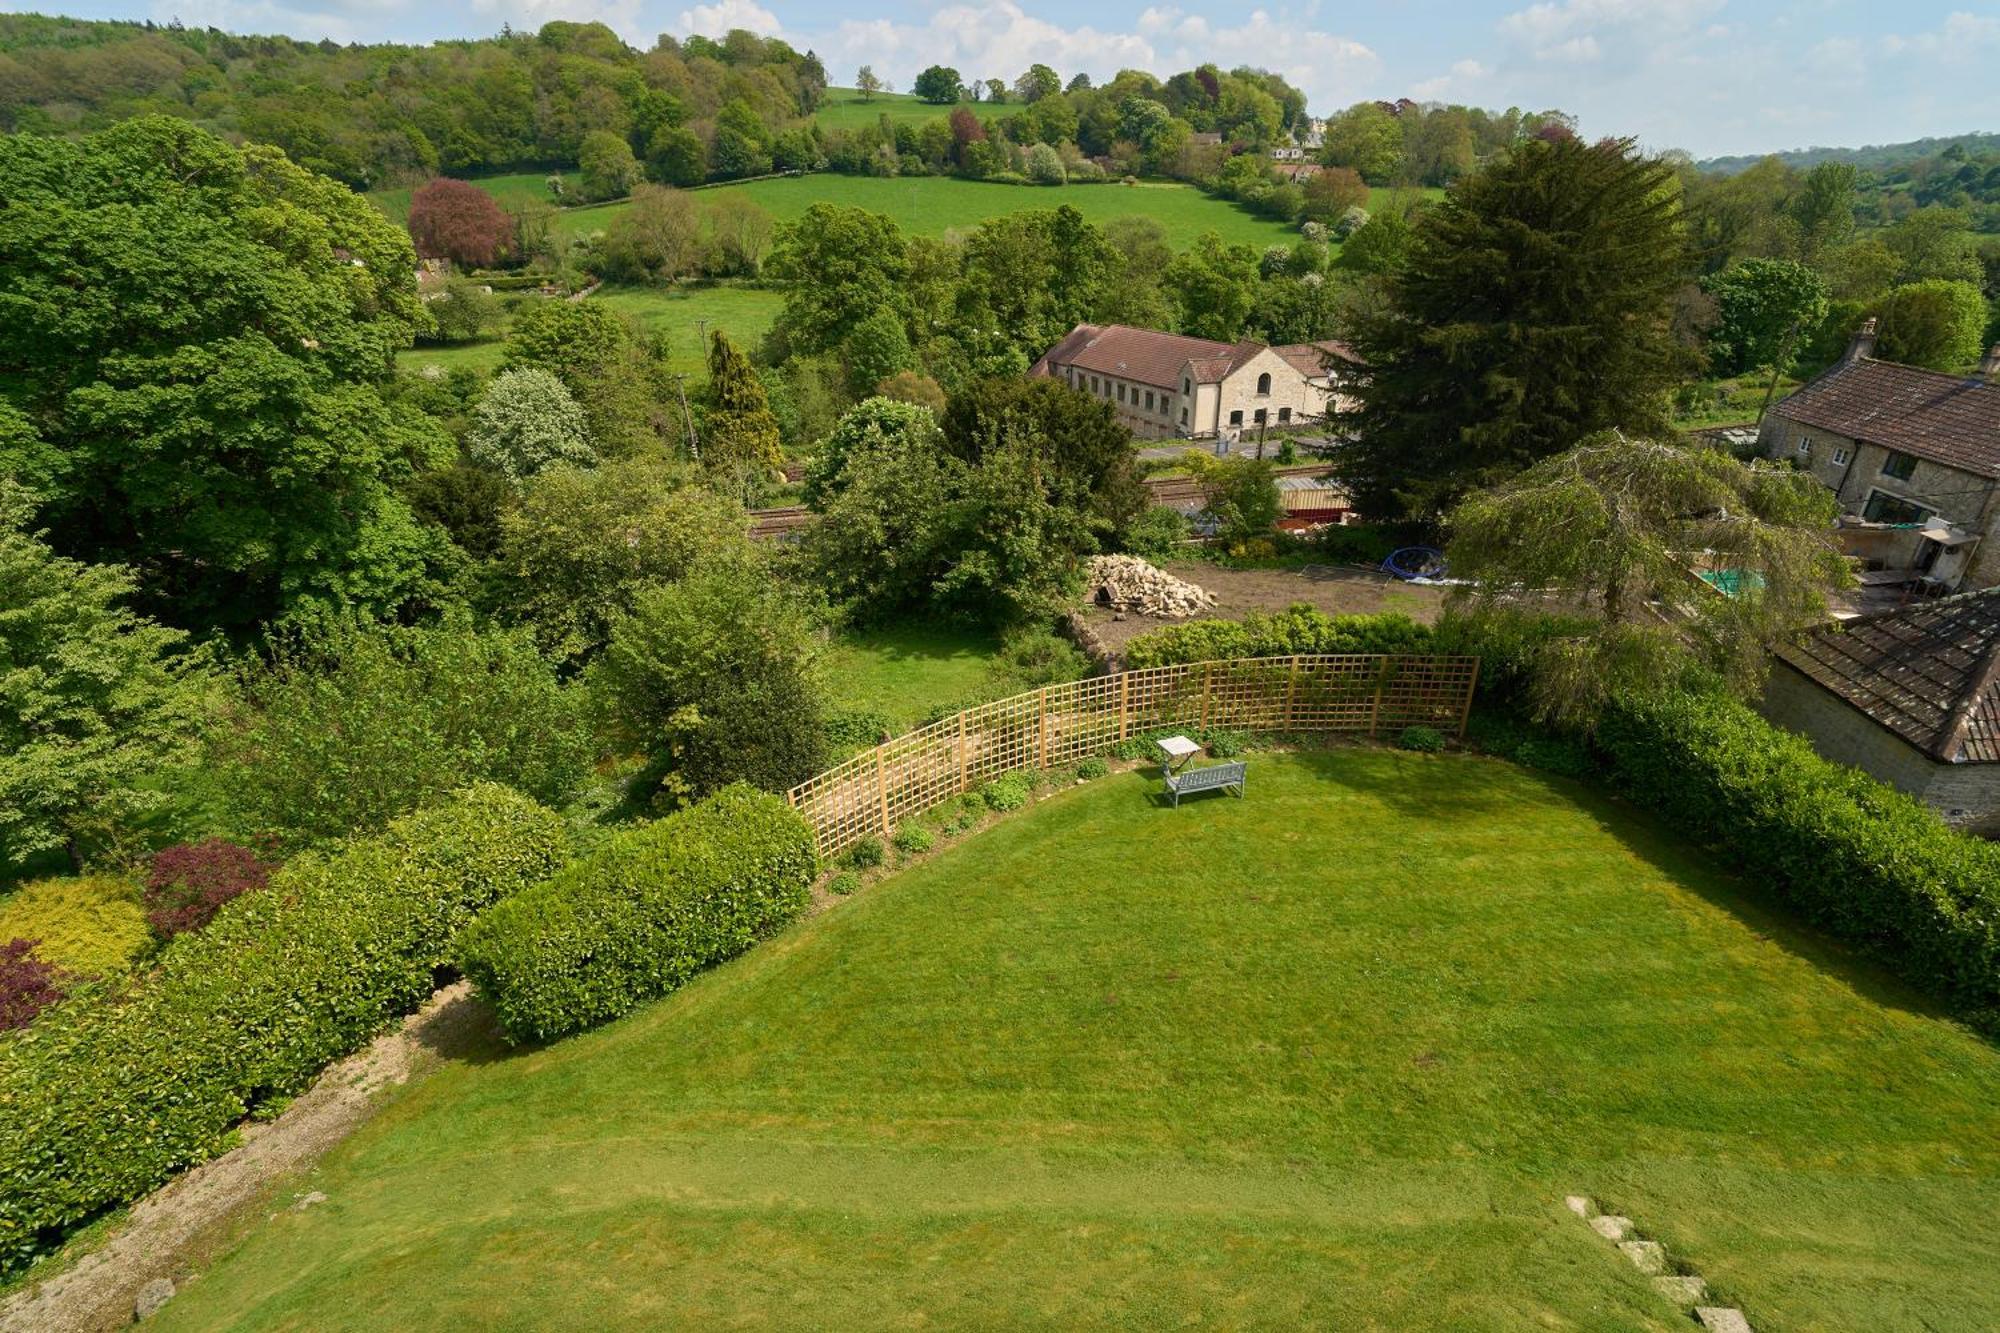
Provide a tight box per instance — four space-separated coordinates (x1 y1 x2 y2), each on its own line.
1075 562 1448 661
0 983 497 1333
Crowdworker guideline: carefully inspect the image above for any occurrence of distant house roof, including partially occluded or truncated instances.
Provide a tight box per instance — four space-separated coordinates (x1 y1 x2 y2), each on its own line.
1032 324 1235 389
1031 325 1363 391
1189 131 1224 146
1775 587 2000 763
1771 357 2000 478
1273 341 1360 378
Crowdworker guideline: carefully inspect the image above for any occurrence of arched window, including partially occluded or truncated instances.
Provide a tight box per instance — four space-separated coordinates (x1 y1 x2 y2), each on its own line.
1256 372 1272 395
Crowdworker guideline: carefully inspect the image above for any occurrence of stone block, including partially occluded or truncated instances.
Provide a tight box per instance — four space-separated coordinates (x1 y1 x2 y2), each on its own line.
1696 1307 1753 1333
1588 1215 1632 1241
1653 1274 1708 1305
1619 1240 1667 1275
1563 1195 1592 1218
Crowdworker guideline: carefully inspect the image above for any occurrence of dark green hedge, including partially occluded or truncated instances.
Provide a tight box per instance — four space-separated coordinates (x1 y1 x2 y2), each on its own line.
459 784 816 1045
0 785 568 1270
1122 605 1434 669
1598 691 2000 1026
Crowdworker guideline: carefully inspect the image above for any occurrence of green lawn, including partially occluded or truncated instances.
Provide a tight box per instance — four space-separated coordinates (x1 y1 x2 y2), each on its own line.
811 87 1008 133
154 752 2000 1331
821 624 1003 733
396 283 783 380
365 171 560 226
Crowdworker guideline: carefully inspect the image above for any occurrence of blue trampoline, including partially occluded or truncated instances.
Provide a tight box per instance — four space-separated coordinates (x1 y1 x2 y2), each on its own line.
1381 546 1448 580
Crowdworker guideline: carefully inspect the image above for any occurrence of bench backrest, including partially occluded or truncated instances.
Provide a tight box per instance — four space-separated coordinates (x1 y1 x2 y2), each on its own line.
1174 762 1245 790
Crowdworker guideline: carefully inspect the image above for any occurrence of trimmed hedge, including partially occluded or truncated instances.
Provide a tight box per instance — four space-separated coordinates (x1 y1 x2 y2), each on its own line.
458 785 816 1045
1122 605 1433 669
0 785 568 1270
1598 692 2000 1026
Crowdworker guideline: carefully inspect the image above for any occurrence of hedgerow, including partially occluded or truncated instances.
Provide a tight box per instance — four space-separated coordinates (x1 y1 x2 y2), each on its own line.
1122 605 1434 669
458 785 816 1045
0 785 568 1271
1598 691 2000 1027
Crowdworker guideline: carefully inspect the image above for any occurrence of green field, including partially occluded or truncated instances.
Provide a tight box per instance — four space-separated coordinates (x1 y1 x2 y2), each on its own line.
811 87 1007 133
365 171 561 226
154 751 2000 1331
397 283 783 380
822 624 1004 733
369 169 1303 251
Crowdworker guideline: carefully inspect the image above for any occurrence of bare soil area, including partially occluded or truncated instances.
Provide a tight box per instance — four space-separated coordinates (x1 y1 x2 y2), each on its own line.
0 983 495 1333
1076 561 1447 660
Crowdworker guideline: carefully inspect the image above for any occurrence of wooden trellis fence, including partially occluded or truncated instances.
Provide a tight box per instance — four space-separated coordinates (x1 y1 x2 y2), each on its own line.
786 653 1479 860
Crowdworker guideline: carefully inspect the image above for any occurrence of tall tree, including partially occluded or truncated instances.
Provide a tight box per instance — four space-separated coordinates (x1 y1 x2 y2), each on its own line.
0 484 207 871
407 178 515 268
703 331 784 478
467 368 596 483
0 116 452 635
1446 434 1848 727
1701 259 1830 376
940 377 1143 538
767 203 910 356
1338 137 1696 522
912 65 963 104
855 65 883 101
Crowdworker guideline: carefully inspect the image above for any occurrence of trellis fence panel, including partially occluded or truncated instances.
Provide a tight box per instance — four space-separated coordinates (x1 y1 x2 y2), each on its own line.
787 654 1478 860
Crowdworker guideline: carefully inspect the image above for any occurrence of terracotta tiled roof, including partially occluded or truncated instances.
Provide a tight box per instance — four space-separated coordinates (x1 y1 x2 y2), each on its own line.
1273 341 1360 378
1031 323 1239 390
1775 587 2000 763
1771 357 2000 478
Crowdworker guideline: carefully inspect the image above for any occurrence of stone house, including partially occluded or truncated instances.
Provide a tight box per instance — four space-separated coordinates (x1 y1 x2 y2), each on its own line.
1761 588 2000 832
1029 323 1358 441
1758 321 2000 590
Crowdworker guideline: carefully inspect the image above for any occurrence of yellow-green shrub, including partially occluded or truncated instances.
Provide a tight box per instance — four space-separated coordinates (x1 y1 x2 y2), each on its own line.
0 876 150 974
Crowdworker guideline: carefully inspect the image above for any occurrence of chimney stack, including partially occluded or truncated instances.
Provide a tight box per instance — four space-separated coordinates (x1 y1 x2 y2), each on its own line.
1845 317 1879 365
1980 343 2000 384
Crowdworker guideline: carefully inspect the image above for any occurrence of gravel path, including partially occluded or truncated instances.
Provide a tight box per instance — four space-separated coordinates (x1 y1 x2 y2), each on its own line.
0 983 494 1332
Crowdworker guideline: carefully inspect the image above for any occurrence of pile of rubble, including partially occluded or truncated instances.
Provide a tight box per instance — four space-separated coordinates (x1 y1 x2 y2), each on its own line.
1085 555 1215 619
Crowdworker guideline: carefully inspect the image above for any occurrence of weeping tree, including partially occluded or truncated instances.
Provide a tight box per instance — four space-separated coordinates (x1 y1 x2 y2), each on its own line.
1445 433 1850 728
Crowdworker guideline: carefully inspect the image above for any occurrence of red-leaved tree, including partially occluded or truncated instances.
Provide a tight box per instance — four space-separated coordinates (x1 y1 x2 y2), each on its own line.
1 939 66 1031
408 178 515 269
145 838 275 939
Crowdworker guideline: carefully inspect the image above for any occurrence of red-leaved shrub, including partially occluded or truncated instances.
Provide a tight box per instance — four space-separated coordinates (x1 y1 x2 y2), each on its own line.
144 840 274 939
0 939 66 1031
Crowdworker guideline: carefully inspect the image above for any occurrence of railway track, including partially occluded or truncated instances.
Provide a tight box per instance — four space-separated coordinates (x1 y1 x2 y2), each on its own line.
748 463 1332 539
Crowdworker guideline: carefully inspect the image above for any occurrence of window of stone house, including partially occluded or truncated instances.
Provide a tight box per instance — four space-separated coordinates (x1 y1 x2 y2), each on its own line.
1797 436 1811 457
1863 489 1932 525
1278 407 1291 423
1145 390 1155 410
1117 384 1127 403
1833 446 1848 465
1229 409 1243 427
1183 377 1192 395
1882 450 1918 480
1254 408 1268 425
1256 372 1272 395
1180 407 1188 425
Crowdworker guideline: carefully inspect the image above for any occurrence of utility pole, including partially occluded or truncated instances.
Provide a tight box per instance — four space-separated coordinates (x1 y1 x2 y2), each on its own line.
672 374 699 462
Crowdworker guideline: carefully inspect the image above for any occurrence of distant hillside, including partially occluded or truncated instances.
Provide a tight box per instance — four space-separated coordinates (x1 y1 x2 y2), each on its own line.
1698 131 2000 175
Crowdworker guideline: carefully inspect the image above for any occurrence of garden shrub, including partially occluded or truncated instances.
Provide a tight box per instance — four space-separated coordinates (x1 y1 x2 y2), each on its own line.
823 709 892 756
144 839 274 939
981 772 1035 811
0 785 567 1270
0 939 67 1032
0 876 150 974
1312 523 1400 566
843 837 885 870
1076 757 1109 780
1206 730 1249 758
893 824 934 856
458 785 816 1044
1597 691 2000 1027
828 872 861 896
1120 506 1188 564
1122 606 1434 669
1397 725 1445 753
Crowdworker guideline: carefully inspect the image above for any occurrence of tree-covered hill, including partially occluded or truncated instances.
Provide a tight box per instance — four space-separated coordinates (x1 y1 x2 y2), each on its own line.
1697 131 2000 175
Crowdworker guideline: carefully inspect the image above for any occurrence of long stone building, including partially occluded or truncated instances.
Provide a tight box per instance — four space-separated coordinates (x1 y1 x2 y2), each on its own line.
1029 323 1358 441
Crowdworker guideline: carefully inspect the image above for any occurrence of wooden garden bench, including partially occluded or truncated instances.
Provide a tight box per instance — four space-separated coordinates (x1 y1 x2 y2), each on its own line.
1163 760 1247 807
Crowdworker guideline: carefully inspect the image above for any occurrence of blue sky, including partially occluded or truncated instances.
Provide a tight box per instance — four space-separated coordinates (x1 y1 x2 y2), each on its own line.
35 0 2000 157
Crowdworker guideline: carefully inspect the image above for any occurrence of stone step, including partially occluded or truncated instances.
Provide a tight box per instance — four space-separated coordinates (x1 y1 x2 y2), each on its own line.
1588 1214 1632 1241
1653 1274 1708 1306
1563 1194 1592 1218
1695 1307 1753 1333
1618 1240 1667 1275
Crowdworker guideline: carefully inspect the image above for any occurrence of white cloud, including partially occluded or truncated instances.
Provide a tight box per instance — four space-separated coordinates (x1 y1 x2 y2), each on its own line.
795 1 1373 115
1535 35 1600 62
680 0 782 38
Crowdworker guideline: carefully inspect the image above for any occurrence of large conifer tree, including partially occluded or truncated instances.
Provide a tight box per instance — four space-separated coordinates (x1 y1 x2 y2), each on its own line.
1336 137 1695 522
